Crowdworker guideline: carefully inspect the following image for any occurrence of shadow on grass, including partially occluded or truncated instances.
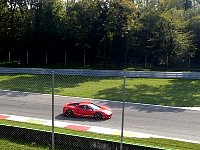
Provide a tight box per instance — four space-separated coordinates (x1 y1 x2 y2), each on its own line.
0 74 52 94
1 74 200 107
0 74 121 94
94 79 200 107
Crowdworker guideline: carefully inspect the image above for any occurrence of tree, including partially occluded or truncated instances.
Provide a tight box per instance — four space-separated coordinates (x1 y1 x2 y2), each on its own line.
137 0 196 68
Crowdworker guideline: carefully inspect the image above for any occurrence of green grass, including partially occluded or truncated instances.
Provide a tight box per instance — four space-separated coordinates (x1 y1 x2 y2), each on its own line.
0 138 49 150
0 74 200 107
0 136 81 150
0 120 200 150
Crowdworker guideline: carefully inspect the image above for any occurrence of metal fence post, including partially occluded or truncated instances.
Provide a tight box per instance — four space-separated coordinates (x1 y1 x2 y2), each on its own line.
120 76 126 150
52 71 55 150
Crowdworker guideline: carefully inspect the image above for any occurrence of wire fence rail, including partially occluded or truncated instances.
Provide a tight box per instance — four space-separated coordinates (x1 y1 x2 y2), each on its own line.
1 68 200 79
0 68 200 150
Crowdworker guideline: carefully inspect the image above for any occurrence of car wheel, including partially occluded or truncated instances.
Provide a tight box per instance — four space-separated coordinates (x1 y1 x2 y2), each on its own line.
66 110 74 117
94 113 102 120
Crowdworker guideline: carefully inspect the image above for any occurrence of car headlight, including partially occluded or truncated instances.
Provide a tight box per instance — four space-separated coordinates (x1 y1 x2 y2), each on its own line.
102 110 111 115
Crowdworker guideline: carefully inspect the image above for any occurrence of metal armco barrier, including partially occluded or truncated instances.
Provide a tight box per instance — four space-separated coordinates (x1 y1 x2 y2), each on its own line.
1 68 200 79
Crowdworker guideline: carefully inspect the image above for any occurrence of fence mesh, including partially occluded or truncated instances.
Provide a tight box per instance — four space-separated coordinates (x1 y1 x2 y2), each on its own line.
0 69 200 150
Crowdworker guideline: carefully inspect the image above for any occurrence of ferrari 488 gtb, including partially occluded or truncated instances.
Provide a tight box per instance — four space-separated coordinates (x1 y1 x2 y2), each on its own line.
63 102 112 120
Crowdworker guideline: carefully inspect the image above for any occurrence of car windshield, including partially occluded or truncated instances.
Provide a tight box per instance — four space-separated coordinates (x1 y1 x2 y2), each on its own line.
88 103 101 110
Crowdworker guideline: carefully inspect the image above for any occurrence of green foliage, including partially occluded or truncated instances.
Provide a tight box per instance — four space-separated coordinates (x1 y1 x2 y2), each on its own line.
136 0 197 67
0 0 200 68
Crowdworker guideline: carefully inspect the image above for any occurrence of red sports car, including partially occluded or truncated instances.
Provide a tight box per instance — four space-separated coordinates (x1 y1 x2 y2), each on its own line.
63 102 112 120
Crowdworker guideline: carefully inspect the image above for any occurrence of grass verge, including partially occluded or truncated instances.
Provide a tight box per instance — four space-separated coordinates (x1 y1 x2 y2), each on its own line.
0 120 200 150
0 137 49 150
1 74 200 107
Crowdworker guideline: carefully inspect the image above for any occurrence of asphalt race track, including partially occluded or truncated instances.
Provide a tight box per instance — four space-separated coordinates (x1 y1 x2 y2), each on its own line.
0 90 200 143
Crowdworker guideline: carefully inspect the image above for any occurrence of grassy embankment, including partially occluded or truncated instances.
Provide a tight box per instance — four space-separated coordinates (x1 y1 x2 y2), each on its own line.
0 74 200 149
0 74 200 107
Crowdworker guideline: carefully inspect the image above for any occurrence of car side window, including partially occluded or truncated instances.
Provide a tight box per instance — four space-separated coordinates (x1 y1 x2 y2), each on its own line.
85 105 91 110
79 105 86 109
79 105 91 110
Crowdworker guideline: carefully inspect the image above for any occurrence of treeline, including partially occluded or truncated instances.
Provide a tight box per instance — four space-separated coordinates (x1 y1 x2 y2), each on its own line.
0 0 200 69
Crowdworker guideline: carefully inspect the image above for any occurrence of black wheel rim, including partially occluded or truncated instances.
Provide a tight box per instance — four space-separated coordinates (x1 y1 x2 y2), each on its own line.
67 110 73 117
95 113 102 120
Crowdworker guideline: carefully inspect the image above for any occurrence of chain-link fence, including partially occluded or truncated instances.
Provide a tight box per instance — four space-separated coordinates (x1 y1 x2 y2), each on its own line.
0 68 200 150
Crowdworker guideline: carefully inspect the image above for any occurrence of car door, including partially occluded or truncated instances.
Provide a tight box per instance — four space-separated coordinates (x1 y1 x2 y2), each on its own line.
77 105 94 117
84 105 94 117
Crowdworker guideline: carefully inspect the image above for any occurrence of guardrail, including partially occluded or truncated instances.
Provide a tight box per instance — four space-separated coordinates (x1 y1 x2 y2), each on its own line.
1 68 200 79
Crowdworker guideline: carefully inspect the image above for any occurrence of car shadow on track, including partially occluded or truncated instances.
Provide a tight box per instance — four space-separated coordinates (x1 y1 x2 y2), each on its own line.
55 113 108 122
